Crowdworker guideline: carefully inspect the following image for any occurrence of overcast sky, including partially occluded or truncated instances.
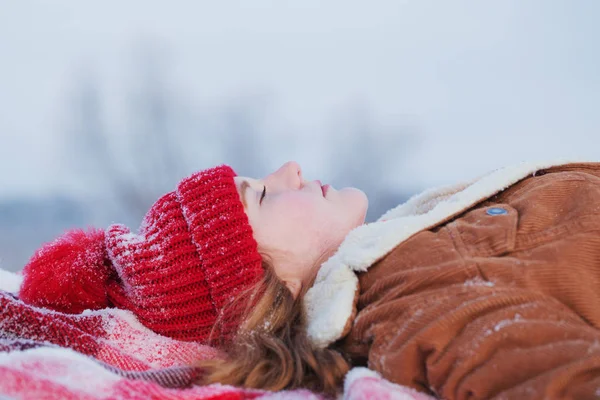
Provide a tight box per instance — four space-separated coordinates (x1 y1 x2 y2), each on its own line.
1 1 599 198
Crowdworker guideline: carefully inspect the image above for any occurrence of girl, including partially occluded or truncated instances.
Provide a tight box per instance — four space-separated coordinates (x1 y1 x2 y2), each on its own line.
20 160 600 399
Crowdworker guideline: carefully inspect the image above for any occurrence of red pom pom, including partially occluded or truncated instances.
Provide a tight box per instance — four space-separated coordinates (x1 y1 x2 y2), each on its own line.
20 228 111 314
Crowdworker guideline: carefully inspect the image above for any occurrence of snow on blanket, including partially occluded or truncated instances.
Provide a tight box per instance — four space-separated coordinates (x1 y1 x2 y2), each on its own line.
0 270 433 399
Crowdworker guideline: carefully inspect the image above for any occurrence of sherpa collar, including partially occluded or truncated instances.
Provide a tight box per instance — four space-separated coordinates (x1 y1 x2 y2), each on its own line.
304 159 591 348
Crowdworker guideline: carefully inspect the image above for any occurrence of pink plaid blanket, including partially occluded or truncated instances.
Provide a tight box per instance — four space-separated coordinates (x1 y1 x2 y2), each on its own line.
0 270 432 399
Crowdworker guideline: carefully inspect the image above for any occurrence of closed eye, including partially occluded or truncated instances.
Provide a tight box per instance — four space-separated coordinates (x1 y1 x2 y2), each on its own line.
259 186 267 205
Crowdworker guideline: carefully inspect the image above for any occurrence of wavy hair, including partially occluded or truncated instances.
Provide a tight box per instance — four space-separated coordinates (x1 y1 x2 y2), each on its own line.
197 258 349 396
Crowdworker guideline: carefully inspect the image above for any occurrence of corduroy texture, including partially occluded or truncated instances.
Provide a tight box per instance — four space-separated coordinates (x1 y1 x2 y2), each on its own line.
342 163 600 400
20 165 263 344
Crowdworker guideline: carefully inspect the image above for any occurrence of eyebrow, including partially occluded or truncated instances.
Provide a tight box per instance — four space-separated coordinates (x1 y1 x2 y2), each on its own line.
239 180 251 209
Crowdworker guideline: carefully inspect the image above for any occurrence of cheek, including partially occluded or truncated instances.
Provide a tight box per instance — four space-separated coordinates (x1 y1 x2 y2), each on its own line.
253 193 360 257
264 199 327 244
250 201 314 248
290 201 346 246
280 201 324 234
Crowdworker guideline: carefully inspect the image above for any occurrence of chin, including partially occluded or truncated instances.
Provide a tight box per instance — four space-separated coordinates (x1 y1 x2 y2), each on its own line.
340 187 369 226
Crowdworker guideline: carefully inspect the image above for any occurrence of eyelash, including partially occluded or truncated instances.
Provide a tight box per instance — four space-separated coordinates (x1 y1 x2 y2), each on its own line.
260 186 267 204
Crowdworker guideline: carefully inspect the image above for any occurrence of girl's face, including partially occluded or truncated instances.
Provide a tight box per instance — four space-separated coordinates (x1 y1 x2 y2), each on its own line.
235 161 368 297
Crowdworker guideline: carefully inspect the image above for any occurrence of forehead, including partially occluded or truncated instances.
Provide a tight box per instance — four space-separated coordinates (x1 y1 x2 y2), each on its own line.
234 176 260 187
233 177 248 207
234 176 258 209
234 176 253 193
234 176 249 186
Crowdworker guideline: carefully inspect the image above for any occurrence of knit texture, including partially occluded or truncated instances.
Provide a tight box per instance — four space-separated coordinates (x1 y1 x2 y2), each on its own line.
20 165 263 344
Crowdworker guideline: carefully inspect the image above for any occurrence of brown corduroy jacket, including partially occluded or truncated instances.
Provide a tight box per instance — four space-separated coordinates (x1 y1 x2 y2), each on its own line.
336 163 600 399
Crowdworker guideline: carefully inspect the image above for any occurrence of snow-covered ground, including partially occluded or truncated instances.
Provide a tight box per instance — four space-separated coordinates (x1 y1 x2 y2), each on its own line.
0 268 22 293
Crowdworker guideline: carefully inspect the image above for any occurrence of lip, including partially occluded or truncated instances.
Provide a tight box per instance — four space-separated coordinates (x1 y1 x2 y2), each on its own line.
321 184 330 197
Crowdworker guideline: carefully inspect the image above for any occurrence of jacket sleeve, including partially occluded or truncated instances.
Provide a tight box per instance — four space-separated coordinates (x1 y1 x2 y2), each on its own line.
357 283 600 400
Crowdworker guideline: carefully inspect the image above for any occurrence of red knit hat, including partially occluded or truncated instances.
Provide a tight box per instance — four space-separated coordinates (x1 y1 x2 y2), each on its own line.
19 165 263 344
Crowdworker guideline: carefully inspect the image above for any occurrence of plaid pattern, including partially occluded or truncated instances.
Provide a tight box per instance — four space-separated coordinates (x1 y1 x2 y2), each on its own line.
0 284 430 399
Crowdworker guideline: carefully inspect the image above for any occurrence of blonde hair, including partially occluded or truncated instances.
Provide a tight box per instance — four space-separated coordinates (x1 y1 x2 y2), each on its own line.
197 258 349 395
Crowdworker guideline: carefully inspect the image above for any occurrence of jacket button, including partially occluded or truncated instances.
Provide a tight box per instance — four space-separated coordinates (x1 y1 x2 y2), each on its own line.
487 207 508 216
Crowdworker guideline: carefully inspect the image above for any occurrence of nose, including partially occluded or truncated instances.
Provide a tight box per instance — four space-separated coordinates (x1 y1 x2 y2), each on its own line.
268 161 303 189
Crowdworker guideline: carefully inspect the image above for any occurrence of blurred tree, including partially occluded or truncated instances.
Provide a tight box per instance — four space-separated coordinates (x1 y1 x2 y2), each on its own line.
65 53 271 226
63 49 420 226
5 50 422 272
218 96 270 179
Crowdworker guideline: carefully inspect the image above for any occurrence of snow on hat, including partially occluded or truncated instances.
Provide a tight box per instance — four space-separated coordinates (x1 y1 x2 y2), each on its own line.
19 165 263 343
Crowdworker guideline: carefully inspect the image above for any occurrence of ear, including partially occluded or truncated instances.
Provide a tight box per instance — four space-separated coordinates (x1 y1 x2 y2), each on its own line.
283 278 302 299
